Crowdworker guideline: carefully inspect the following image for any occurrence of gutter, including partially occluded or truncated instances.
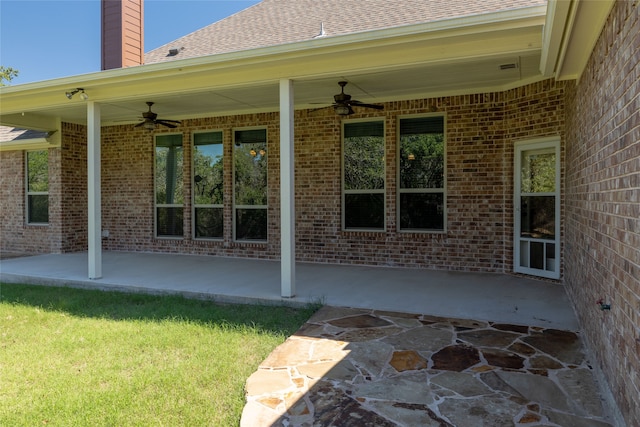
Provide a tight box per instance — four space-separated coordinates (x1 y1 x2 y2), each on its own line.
0 5 547 96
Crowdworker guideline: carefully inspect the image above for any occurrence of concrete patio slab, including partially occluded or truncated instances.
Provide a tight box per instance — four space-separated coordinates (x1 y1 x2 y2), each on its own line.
0 251 579 330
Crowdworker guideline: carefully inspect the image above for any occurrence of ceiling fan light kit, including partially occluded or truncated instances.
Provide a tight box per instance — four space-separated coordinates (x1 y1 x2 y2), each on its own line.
331 81 383 116
134 102 182 130
334 105 351 115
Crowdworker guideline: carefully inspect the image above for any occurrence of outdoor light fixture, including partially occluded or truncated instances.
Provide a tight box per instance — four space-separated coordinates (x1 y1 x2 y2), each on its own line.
65 88 88 100
334 105 350 115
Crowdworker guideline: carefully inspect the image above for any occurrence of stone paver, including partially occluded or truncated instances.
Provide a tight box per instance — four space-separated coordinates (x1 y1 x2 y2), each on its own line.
241 306 615 426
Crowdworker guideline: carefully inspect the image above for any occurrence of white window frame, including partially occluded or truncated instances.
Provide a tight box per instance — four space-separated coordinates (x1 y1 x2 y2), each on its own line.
396 113 447 233
232 127 268 242
342 118 386 232
25 149 49 225
154 133 184 239
192 130 225 241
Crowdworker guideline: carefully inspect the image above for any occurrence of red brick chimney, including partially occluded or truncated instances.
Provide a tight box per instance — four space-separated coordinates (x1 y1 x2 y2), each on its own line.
101 0 144 70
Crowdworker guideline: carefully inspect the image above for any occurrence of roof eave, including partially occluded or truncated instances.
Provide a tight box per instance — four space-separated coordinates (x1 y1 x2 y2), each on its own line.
0 5 547 128
540 0 615 81
1 4 547 96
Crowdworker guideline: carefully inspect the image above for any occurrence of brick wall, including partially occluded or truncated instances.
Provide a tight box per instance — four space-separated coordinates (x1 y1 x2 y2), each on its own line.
60 123 88 252
0 123 90 254
564 1 640 425
0 81 566 272
505 80 567 276
0 148 62 254
92 80 566 273
2 80 566 269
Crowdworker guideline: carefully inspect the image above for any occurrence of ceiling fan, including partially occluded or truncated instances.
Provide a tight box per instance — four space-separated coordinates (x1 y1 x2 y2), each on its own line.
331 81 384 115
135 102 181 130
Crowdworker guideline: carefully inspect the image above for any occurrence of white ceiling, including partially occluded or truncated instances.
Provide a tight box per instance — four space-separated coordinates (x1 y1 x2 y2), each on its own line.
75 52 539 127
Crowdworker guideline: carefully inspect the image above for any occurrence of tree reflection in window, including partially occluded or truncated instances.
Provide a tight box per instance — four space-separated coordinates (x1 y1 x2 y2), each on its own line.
343 120 385 230
155 134 183 237
399 116 445 231
26 150 49 224
193 131 223 238
234 129 267 241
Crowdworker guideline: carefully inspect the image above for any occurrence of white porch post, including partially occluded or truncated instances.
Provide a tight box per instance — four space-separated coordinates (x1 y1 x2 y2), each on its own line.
280 79 295 297
87 101 102 279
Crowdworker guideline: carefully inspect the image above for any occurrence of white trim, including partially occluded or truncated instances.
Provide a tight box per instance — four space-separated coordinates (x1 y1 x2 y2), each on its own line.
539 0 572 77
514 136 561 280
280 79 296 298
1 137 59 152
549 0 615 81
0 5 547 96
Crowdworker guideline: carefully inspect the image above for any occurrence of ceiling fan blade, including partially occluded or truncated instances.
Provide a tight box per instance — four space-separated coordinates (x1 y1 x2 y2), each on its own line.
351 101 384 110
156 120 178 128
134 121 147 127
157 119 182 124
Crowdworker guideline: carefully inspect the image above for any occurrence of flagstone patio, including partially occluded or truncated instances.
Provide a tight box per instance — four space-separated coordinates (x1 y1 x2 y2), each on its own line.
242 306 616 427
0 251 621 425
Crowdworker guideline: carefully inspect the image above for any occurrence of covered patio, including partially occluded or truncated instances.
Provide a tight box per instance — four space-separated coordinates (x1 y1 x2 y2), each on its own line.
0 251 578 331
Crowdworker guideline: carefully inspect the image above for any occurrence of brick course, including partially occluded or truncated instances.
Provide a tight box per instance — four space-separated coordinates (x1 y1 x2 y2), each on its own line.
564 1 640 425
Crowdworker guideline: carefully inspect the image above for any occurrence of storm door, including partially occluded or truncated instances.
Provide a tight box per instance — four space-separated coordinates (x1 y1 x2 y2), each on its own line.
514 138 560 279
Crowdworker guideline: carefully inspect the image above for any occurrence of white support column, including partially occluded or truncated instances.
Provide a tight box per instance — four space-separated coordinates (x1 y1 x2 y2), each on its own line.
87 101 102 279
280 79 295 297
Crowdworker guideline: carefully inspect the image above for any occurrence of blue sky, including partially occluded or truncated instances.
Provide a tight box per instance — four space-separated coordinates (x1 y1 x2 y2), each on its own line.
0 0 261 85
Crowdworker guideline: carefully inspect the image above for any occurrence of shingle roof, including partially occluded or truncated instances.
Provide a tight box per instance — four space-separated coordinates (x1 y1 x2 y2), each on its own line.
144 0 546 64
0 126 49 143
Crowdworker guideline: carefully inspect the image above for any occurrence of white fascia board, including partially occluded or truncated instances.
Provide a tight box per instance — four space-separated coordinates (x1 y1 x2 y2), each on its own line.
0 118 61 151
0 138 59 152
0 5 547 102
540 0 573 77
548 0 615 81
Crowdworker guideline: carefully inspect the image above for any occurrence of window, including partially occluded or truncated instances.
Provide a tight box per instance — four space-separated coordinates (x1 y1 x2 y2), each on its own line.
26 150 49 224
233 128 267 241
193 131 224 239
398 115 445 231
155 134 184 237
343 120 385 230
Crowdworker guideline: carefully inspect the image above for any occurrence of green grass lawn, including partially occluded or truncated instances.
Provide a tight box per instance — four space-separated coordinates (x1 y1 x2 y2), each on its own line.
0 283 319 426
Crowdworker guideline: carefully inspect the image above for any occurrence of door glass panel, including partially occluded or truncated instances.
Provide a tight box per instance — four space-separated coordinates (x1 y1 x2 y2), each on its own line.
545 243 556 272
520 196 555 239
529 241 544 269
519 241 529 268
521 151 555 193
515 142 559 279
